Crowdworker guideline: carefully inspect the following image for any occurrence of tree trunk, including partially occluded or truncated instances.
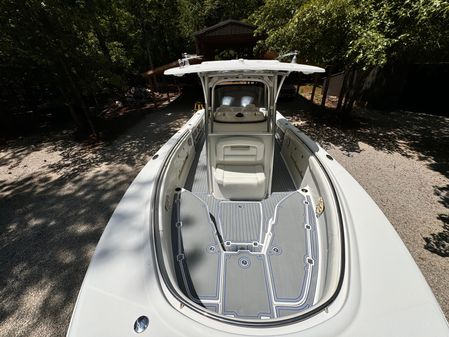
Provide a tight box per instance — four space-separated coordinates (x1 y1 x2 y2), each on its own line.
342 68 369 115
59 87 83 129
310 74 319 103
342 70 355 113
58 56 97 137
320 67 331 109
336 70 350 113
337 68 358 114
94 27 113 65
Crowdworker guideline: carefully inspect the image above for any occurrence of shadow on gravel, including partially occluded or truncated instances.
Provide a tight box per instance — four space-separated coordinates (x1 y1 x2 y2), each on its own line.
0 92 195 336
278 96 449 257
425 187 449 257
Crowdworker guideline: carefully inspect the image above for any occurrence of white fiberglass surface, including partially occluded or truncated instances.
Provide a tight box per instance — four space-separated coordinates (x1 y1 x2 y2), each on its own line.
164 59 325 76
67 109 449 337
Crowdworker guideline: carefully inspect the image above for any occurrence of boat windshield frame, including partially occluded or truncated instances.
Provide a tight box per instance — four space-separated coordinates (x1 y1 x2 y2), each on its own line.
164 59 325 137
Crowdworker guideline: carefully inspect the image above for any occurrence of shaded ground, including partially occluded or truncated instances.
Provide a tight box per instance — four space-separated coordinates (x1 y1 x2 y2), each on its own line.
278 96 449 318
0 93 194 337
0 93 448 336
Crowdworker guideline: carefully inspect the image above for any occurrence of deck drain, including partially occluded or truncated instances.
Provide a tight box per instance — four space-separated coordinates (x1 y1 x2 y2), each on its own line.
305 224 311 230
175 221 182 228
207 245 217 253
306 257 315 265
177 254 185 261
252 241 259 247
225 241 231 246
301 188 308 193
270 246 282 255
238 257 251 269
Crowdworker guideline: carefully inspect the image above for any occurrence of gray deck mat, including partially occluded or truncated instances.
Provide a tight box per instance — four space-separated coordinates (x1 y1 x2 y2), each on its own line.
271 143 297 192
185 142 208 193
219 202 262 243
186 141 296 194
185 140 296 240
223 252 273 318
178 140 319 319
175 191 221 301
195 192 291 244
268 192 308 302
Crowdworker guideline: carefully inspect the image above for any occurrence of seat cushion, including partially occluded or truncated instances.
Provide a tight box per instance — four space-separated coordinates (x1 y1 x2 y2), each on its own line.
215 165 266 200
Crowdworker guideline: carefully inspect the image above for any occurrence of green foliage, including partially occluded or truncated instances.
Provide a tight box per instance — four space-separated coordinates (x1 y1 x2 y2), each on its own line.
251 0 305 41
1 0 448 133
202 0 262 26
251 0 449 68
177 0 263 44
0 0 187 132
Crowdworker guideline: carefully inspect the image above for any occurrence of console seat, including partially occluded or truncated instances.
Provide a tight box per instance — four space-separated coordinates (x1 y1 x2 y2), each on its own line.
214 105 266 123
213 137 267 200
215 165 265 200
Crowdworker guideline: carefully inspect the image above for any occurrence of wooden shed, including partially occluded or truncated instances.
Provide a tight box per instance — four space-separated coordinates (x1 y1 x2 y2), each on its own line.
194 20 263 60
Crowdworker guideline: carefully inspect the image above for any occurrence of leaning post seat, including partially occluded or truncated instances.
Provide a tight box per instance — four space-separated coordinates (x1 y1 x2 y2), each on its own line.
214 105 266 123
213 137 267 200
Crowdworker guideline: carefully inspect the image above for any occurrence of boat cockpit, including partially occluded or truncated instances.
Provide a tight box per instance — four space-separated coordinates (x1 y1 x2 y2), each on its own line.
154 59 344 325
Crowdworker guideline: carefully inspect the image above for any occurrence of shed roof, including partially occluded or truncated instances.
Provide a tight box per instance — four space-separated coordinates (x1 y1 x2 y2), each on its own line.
194 19 256 37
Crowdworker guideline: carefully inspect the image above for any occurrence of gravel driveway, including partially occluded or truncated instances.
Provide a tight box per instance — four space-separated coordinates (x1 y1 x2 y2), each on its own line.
1 95 448 336
279 98 449 319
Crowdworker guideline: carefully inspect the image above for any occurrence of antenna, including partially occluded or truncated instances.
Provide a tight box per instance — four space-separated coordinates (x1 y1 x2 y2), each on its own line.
277 51 298 64
178 53 203 67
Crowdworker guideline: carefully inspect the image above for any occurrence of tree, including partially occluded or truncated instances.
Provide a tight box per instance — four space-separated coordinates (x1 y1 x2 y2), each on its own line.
0 0 187 136
177 0 263 46
250 0 449 115
251 0 449 68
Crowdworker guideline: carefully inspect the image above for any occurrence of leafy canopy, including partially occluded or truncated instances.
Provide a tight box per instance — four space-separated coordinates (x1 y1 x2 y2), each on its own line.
250 0 449 68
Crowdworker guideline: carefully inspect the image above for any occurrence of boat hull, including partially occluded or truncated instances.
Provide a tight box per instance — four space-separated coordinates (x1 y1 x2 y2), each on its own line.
66 110 449 336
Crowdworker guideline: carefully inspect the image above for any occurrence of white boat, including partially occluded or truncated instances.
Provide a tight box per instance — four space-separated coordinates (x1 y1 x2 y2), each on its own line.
67 59 449 336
